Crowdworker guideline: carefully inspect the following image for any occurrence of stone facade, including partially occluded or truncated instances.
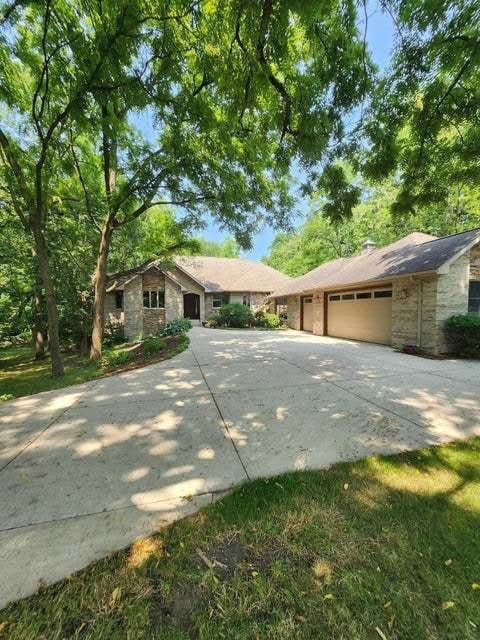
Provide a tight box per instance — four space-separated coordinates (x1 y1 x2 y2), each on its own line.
124 276 143 340
285 243 479 355
312 292 324 335
205 291 272 318
104 292 123 326
287 295 300 330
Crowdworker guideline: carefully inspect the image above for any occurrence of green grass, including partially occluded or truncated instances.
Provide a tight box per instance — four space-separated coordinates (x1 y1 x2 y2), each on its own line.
1 438 479 639
0 335 189 401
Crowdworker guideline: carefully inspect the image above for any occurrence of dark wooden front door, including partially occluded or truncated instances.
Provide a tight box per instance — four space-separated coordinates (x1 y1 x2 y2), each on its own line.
183 293 200 319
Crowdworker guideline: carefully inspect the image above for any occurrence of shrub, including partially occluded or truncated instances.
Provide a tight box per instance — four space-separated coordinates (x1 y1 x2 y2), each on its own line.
217 303 253 328
142 336 166 355
103 320 125 346
203 314 219 328
445 314 480 357
101 349 135 370
161 317 192 336
253 310 281 328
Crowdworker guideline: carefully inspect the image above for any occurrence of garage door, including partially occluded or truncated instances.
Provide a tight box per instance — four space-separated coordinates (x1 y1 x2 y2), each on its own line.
302 297 313 331
327 289 392 345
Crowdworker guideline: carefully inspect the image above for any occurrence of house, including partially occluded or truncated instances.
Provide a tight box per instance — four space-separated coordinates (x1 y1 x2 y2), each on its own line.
105 255 292 339
269 228 480 355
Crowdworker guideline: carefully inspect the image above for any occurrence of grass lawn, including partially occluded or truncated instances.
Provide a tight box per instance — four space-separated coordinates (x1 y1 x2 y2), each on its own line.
1 438 479 639
0 336 189 401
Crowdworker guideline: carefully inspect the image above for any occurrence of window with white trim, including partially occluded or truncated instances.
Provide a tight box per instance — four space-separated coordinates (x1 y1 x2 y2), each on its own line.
212 293 230 308
143 290 165 308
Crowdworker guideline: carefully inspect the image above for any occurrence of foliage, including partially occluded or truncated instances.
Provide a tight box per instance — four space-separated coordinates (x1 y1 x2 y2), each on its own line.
253 310 282 328
203 315 220 328
190 237 241 258
360 1 480 217
217 303 253 328
3 437 480 638
141 336 166 356
103 321 125 347
264 175 480 277
100 349 136 371
161 317 192 336
445 314 480 358
0 0 375 365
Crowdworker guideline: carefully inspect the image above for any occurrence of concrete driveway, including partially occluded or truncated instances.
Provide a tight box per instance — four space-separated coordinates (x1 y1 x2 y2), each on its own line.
1 327 480 607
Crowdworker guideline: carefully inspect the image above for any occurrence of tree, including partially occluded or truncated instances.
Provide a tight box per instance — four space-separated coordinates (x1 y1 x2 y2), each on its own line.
361 0 480 216
264 175 480 276
2 0 374 363
190 237 240 258
75 0 375 359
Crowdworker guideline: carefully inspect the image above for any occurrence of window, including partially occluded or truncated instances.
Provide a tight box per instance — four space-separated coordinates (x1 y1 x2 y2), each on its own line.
303 297 312 304
356 291 372 299
342 293 355 300
277 297 287 305
329 295 340 301
115 290 124 309
143 290 165 308
243 294 250 307
374 290 392 298
212 293 230 308
469 281 480 314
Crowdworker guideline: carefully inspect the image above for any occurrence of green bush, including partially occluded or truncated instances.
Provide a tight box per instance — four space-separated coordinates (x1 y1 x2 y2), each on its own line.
142 336 166 356
101 349 136 370
103 320 125 346
217 303 253 328
253 310 281 328
161 317 192 336
445 314 480 357
203 314 219 328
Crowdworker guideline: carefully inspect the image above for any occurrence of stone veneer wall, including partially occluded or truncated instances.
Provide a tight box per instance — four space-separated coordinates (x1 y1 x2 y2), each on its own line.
205 292 272 318
312 292 324 335
470 244 480 280
141 270 166 335
104 292 123 326
124 276 143 340
435 251 470 353
391 251 470 354
287 295 300 330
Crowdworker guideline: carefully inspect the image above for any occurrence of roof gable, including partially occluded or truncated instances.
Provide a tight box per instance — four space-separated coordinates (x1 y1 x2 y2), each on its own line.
271 228 480 297
106 255 292 292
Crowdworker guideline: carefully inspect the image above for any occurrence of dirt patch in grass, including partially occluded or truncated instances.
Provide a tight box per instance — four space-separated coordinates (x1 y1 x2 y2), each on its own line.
150 580 203 634
2 438 480 640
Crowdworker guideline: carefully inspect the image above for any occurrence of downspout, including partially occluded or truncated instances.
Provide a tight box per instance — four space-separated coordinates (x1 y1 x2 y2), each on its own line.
417 280 423 349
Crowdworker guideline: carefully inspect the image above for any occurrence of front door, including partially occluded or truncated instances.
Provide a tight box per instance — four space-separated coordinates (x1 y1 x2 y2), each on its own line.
183 293 200 320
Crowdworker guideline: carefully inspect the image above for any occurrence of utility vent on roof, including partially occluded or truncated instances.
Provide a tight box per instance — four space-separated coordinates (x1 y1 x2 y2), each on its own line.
361 239 377 254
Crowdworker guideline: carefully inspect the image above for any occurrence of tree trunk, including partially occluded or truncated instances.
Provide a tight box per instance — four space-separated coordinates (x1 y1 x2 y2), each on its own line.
32 279 46 359
90 222 113 360
32 225 64 377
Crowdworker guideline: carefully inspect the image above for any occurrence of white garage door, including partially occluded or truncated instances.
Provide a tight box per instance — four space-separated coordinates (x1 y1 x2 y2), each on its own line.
327 289 392 345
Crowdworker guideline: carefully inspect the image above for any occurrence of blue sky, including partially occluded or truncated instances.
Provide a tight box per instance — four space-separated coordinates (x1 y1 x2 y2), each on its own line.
134 2 395 260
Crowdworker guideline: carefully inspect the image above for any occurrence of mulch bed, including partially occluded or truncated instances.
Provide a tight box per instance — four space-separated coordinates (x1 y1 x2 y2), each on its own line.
102 334 187 377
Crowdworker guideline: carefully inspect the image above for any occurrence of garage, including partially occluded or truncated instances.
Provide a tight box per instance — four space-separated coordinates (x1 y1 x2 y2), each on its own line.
302 296 313 331
327 288 392 345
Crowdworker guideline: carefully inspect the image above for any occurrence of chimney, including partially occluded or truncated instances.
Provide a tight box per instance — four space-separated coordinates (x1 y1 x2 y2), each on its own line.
361 238 376 254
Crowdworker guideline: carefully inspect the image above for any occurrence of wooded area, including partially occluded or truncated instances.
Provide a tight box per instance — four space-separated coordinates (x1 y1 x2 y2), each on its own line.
1 0 479 376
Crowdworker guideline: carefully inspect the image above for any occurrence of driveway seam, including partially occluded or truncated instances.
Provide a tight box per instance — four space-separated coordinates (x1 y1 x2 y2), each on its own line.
0 487 234 534
277 356 429 432
190 347 251 481
0 382 95 474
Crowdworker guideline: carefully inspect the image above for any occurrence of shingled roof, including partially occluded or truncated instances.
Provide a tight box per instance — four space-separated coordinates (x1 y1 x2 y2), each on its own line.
106 255 292 293
173 256 292 292
270 228 480 298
